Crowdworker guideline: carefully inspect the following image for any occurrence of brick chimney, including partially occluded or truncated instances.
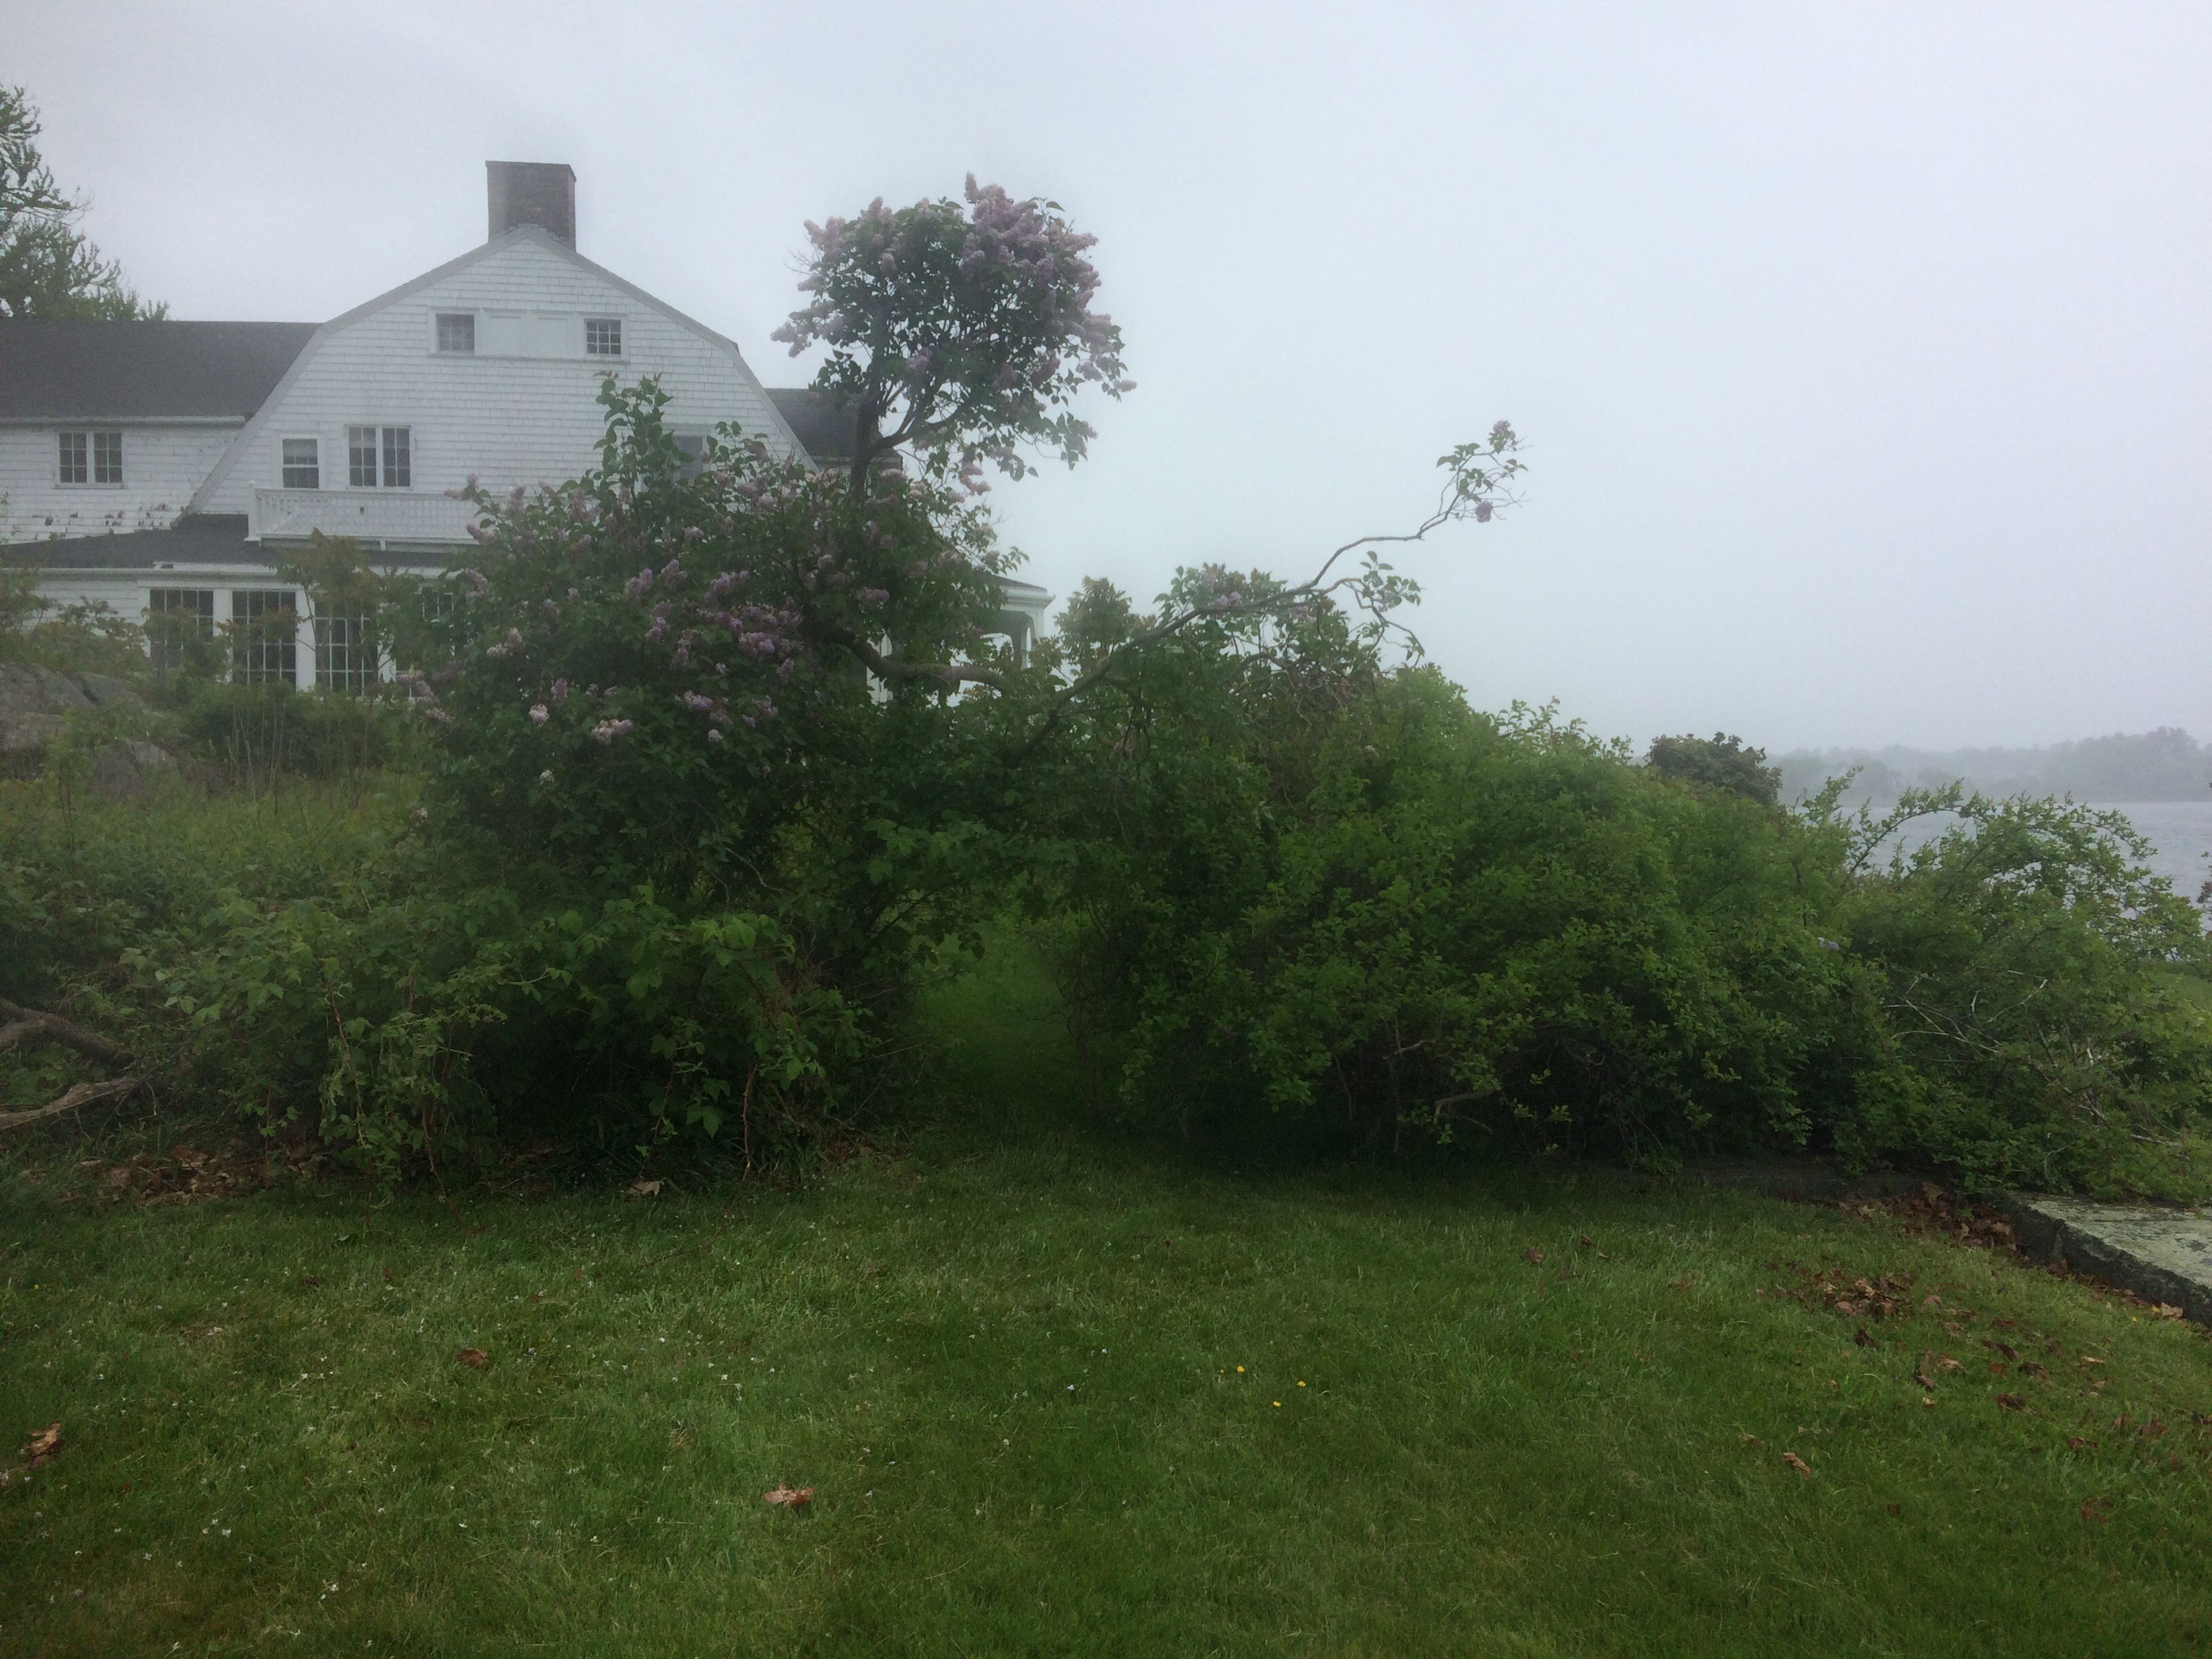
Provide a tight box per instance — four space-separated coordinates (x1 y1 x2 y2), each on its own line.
486 161 577 248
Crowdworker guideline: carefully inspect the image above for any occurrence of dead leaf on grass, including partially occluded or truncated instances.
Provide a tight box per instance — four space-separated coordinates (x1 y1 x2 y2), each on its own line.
1985 1339 2020 1362
19 1422 61 1467
626 1179 664 1201
1996 1393 2027 1411
763 1485 814 1509
2151 1304 2185 1321
1521 1248 1544 1267
1988 1361 2009 1377
1884 1502 1902 1517
457 1347 490 1370
1853 1327 1876 1348
2081 1496 2114 1524
300 1275 323 1289
2068 1437 2099 1451
1782 1452 1813 1479
1740 1432 1764 1446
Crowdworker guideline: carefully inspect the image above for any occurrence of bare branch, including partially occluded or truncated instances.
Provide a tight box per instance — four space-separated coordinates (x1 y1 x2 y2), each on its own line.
0 1076 143 1132
0 998 131 1067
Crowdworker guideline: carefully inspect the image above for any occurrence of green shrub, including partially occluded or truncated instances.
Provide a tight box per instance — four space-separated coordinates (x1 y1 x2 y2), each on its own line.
1026 593 2212 1196
1833 789 2212 1195
160 681 415 782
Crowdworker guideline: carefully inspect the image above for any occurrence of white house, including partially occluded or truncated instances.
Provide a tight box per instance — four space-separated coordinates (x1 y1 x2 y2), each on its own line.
1 162 1051 689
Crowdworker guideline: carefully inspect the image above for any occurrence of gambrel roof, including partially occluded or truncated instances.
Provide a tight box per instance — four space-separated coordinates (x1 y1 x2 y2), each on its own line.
187 226 810 513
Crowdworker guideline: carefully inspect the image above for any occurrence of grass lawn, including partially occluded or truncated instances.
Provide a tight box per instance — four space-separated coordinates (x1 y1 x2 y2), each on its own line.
3 950 2210 1657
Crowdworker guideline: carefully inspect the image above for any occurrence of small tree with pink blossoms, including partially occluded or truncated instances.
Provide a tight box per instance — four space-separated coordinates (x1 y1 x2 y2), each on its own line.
771 176 1132 491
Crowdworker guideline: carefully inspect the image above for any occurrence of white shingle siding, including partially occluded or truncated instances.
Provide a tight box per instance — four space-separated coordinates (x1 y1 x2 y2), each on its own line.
0 423 240 543
195 233 801 522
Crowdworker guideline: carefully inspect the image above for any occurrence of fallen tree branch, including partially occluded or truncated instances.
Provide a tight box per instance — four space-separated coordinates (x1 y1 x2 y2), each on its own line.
0 998 132 1068
0 1076 145 1132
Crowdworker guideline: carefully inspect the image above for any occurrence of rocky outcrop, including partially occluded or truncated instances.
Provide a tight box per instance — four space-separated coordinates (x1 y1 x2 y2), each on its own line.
0 663 187 796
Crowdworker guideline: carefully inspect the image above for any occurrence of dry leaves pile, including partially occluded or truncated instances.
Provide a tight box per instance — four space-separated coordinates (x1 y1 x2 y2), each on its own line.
62 1142 324 1207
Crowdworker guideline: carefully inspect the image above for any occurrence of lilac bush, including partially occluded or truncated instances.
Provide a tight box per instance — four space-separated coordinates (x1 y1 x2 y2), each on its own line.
771 177 1132 488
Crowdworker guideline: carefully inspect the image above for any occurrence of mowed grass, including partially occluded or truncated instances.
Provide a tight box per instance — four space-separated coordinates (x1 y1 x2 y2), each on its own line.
3 955 2211 1657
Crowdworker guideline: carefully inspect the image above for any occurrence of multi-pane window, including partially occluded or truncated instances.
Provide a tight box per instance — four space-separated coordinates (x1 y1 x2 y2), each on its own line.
347 425 411 487
62 431 124 483
282 438 320 489
435 312 476 354
232 590 299 685
348 426 377 487
382 426 411 487
147 588 215 672
584 317 622 356
315 615 378 693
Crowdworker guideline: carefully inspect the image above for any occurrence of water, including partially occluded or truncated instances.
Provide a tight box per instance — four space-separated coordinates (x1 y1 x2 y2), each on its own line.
2098 801 2212 902
1880 800 2212 903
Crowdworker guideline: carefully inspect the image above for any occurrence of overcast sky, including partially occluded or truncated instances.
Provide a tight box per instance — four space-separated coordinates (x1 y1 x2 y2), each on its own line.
14 2 2211 750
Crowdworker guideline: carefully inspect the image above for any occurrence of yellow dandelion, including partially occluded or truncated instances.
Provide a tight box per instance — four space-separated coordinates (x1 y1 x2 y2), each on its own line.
1273 1401 1281 1407
1236 1366 1244 1373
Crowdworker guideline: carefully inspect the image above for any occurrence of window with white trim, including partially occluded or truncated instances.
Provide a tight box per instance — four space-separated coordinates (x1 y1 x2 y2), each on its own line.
584 316 623 356
435 312 476 354
673 432 710 481
58 430 122 484
147 588 215 672
347 425 411 487
281 438 320 490
232 590 299 685
315 614 378 692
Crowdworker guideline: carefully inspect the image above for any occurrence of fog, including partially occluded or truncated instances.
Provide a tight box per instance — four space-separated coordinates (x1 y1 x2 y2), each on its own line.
14 1 2211 751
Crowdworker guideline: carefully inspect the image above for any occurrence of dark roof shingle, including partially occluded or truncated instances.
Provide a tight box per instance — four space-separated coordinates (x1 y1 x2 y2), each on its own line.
0 320 316 421
765 387 869 466
5 514 255 568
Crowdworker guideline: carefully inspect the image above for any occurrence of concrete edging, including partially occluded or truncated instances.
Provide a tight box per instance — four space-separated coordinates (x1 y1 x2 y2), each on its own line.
2003 1194 2212 1326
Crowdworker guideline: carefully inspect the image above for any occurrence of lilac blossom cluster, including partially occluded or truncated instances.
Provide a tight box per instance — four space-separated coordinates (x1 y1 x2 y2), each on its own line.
770 176 1131 481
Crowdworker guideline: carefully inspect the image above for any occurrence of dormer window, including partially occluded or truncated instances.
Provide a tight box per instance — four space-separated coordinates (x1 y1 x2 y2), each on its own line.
59 429 123 485
435 312 476 354
584 317 623 356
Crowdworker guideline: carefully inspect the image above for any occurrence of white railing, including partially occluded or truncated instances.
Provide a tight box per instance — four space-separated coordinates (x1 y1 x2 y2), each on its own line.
253 488 483 548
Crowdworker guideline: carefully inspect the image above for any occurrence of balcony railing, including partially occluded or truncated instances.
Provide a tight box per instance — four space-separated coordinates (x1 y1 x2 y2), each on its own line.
253 488 483 548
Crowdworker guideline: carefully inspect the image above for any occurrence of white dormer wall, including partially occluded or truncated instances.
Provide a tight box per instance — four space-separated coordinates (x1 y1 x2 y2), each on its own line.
192 230 802 531
0 422 242 543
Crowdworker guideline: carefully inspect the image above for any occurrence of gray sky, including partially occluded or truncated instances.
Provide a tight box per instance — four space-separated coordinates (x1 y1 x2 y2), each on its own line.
16 1 2212 749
